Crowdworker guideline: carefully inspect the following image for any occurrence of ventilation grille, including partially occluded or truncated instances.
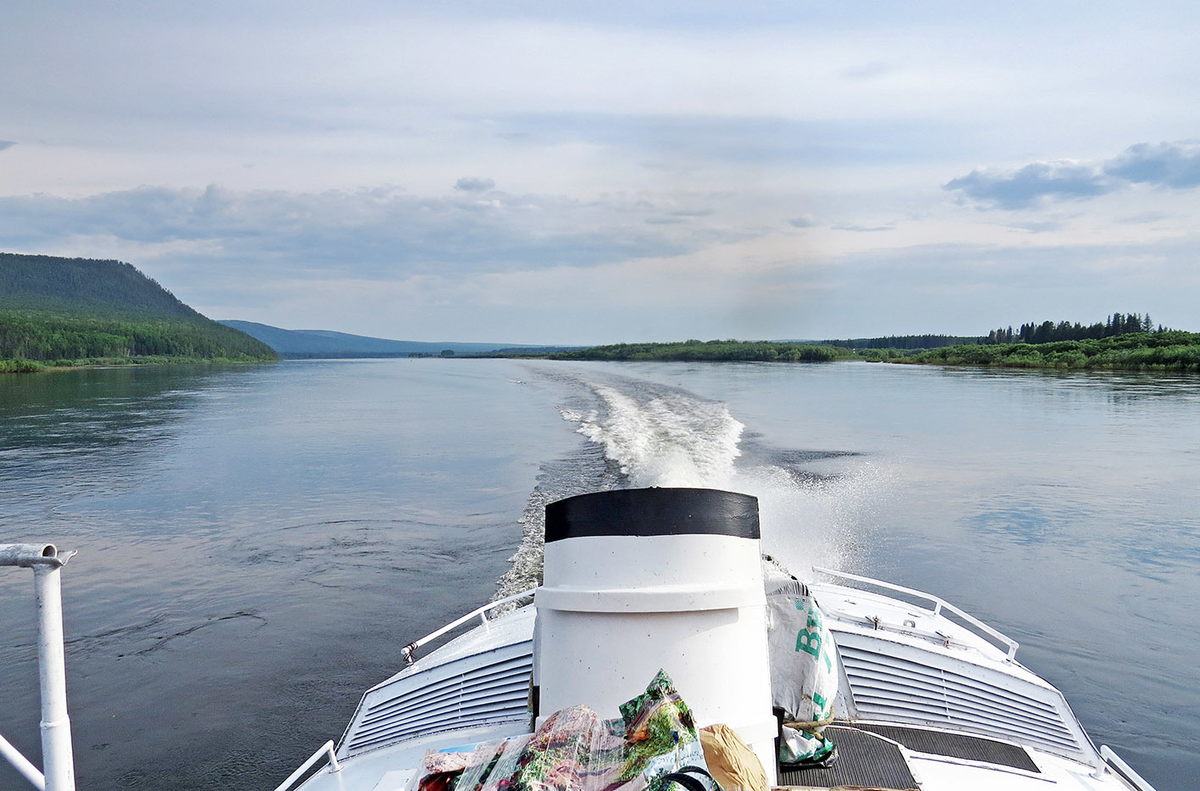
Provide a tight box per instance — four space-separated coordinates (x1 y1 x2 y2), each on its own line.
838 640 1087 761
343 642 533 756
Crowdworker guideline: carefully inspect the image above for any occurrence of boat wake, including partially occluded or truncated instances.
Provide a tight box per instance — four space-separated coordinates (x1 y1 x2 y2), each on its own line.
494 371 887 601
562 381 744 489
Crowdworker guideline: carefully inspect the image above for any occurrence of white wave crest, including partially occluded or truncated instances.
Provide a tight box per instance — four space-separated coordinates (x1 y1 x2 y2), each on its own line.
564 383 744 489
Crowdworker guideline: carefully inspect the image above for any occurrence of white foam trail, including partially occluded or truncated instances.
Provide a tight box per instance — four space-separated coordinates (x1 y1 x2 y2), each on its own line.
730 460 895 580
497 375 891 601
563 378 894 577
564 383 744 488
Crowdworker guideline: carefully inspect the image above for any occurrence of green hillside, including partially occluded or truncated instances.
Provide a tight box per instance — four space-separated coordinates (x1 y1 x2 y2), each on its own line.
1 253 277 370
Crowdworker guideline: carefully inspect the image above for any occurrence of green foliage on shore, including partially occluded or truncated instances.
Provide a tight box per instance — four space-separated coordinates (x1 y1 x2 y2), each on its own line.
0 309 276 362
821 334 984 350
897 331 1200 371
0 358 46 373
0 253 276 367
987 312 1159 344
552 339 854 363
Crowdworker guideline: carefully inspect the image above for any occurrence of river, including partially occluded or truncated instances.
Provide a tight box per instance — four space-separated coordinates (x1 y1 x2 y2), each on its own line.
1 359 1195 790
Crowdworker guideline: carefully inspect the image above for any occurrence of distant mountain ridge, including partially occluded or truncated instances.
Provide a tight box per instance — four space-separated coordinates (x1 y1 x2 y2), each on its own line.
0 252 276 365
220 320 550 357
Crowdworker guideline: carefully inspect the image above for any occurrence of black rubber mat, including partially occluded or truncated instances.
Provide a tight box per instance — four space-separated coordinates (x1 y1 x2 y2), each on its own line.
778 725 918 790
848 722 1040 773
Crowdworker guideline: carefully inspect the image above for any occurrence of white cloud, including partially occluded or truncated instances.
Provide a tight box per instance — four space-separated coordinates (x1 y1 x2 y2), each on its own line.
4 3 1200 337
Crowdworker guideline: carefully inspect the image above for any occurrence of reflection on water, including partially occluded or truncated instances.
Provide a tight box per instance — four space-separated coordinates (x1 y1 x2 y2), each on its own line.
0 360 583 790
1 359 1196 791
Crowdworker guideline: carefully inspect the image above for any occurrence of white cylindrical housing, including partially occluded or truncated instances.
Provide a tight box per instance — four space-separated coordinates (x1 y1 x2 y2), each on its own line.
534 488 776 784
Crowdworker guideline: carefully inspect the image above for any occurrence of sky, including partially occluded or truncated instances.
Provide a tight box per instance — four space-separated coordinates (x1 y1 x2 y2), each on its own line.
2 1 1199 344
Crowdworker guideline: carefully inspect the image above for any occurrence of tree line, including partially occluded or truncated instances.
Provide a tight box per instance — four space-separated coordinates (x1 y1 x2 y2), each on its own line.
902 330 1200 371
552 339 853 363
820 334 984 350
985 313 1162 345
0 310 277 363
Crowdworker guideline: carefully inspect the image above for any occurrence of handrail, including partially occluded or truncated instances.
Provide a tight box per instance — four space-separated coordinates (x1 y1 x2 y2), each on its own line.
812 567 1020 661
271 740 341 791
1100 745 1158 790
0 733 45 790
402 587 537 665
1 543 77 791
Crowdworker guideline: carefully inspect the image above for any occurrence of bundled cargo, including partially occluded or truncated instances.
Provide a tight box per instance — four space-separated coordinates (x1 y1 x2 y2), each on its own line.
410 671 722 791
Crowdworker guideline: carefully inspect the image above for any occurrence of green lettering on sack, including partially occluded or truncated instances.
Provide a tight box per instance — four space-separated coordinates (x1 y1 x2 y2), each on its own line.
796 629 822 658
813 692 827 709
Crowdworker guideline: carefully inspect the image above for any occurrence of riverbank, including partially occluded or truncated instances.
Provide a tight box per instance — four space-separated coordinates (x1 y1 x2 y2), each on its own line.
0 355 278 374
494 332 1200 372
549 340 854 362
893 330 1200 371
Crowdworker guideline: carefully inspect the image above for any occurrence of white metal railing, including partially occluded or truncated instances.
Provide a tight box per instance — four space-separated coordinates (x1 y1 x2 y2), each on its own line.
0 543 78 791
1099 745 1158 791
812 566 1020 661
1 732 46 791
271 741 341 791
401 588 537 665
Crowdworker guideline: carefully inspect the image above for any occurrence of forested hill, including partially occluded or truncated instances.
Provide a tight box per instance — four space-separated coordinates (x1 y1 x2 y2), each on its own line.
1 253 276 368
0 253 202 318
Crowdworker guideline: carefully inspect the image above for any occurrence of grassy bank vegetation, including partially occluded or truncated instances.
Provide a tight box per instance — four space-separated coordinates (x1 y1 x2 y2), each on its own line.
0 358 46 373
896 331 1200 371
0 355 274 375
552 339 855 362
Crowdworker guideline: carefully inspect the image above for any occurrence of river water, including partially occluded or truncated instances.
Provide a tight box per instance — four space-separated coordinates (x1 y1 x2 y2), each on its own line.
0 359 1195 790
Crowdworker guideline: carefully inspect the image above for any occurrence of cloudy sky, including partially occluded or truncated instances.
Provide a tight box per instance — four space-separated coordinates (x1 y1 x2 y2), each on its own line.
3 1 1199 343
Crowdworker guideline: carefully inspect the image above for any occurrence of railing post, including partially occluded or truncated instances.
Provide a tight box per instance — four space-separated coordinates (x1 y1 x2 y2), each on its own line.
1 543 77 791
33 563 75 791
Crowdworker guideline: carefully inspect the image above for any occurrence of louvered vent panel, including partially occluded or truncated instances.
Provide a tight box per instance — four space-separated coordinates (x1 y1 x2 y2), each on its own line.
344 644 533 756
838 643 1086 760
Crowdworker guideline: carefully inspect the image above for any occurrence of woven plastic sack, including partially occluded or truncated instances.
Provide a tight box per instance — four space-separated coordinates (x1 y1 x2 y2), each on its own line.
765 576 838 764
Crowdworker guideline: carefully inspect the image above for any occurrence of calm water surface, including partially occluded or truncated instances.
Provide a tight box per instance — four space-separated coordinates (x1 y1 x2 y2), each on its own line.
0 359 1195 790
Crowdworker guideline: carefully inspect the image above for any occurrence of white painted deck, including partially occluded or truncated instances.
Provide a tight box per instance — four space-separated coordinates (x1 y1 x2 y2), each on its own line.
286 573 1152 791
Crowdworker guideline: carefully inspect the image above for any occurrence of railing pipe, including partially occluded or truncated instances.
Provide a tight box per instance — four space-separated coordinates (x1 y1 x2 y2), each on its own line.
0 543 77 791
812 566 1019 661
1099 745 1158 790
34 563 75 791
271 741 340 791
403 588 536 665
0 732 45 791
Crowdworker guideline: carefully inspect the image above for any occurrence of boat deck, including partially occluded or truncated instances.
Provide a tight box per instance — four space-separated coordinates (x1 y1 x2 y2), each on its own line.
289 574 1150 791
